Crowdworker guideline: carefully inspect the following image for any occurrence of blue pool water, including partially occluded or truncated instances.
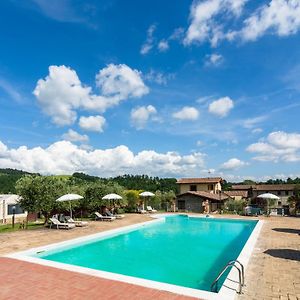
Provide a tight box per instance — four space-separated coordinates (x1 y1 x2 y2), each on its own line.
35 216 257 291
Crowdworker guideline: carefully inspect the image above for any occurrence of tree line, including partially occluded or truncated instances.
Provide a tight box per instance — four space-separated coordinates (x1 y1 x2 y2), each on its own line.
15 175 176 223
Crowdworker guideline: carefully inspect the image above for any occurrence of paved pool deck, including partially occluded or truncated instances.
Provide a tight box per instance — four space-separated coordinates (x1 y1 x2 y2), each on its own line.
0 257 195 300
0 213 299 299
236 215 300 300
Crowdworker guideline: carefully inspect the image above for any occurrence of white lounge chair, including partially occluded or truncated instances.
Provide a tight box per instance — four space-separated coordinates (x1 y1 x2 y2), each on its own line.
105 211 125 219
49 217 75 230
66 217 88 227
137 207 147 214
95 212 116 221
146 206 157 213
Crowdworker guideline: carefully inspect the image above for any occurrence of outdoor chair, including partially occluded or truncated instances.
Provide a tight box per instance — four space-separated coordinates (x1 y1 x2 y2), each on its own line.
105 210 125 219
66 216 88 227
146 206 157 213
49 217 76 230
95 212 116 221
137 207 147 214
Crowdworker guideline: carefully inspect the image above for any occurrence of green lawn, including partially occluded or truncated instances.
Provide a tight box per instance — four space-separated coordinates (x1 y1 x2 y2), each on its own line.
0 221 45 233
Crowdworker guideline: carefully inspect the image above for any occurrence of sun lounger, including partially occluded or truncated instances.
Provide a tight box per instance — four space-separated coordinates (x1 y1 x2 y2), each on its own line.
95 212 116 221
146 206 157 213
137 208 147 214
66 217 88 227
105 211 125 219
49 217 75 229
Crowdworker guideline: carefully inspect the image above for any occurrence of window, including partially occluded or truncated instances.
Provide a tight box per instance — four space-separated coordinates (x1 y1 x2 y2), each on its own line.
190 185 197 191
285 191 289 196
7 204 24 215
208 184 213 190
278 191 282 196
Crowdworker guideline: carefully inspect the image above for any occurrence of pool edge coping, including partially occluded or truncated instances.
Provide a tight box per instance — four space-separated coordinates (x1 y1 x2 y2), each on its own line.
5 214 263 300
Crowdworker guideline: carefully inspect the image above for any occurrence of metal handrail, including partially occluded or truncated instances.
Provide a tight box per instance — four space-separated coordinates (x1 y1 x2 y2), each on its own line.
211 260 244 294
228 260 244 286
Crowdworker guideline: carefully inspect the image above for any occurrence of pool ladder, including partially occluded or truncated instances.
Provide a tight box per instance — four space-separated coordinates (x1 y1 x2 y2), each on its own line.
211 260 244 294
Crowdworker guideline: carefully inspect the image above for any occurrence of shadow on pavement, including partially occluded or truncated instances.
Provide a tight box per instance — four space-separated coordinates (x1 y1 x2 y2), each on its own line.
272 228 300 235
264 249 300 262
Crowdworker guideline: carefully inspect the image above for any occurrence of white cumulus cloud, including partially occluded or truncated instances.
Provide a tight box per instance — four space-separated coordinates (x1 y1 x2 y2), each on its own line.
62 129 89 143
220 158 248 170
247 131 300 162
173 106 199 121
0 140 206 177
184 0 248 46
208 97 234 117
240 0 300 41
79 115 106 132
131 105 157 130
33 64 149 126
183 0 300 46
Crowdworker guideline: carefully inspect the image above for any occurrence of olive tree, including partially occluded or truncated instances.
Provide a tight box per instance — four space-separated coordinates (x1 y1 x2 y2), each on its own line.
84 181 127 213
16 175 69 224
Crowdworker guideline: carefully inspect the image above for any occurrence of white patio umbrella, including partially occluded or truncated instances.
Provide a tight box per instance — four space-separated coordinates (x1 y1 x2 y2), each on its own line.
257 193 280 200
102 193 122 207
257 193 280 214
139 191 155 210
56 193 83 218
102 193 123 200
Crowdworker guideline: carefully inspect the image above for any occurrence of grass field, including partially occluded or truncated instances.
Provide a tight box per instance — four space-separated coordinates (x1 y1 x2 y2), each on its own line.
0 221 44 233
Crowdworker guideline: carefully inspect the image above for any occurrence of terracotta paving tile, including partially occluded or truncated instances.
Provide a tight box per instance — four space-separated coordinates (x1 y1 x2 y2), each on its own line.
0 257 198 300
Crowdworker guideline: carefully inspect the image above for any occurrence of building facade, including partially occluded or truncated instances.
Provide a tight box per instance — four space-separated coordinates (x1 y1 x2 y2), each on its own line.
231 184 296 206
177 177 222 194
0 194 27 224
176 178 228 213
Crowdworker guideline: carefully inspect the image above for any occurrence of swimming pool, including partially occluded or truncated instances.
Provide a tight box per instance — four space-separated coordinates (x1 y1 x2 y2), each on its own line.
8 215 262 299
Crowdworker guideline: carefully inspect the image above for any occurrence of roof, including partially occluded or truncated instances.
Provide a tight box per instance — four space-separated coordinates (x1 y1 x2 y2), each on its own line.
224 191 248 198
231 184 296 191
254 184 296 191
231 185 253 190
177 191 228 201
0 194 21 204
177 177 223 184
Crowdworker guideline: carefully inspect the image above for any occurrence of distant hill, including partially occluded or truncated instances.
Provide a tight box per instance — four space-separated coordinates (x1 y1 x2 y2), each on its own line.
73 173 179 193
0 170 178 194
0 168 38 193
1 168 299 194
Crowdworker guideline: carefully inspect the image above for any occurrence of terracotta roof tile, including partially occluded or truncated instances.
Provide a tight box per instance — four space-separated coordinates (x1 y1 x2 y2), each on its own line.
177 177 223 184
177 191 228 201
224 190 248 197
231 185 253 190
231 184 296 191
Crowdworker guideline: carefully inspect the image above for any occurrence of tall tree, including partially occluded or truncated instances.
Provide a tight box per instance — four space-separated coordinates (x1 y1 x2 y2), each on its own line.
16 175 69 224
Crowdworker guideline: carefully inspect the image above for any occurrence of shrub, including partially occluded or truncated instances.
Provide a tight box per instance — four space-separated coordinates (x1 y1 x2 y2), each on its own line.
224 199 247 214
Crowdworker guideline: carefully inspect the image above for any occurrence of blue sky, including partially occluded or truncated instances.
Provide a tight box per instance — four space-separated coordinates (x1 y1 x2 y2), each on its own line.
0 0 300 181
